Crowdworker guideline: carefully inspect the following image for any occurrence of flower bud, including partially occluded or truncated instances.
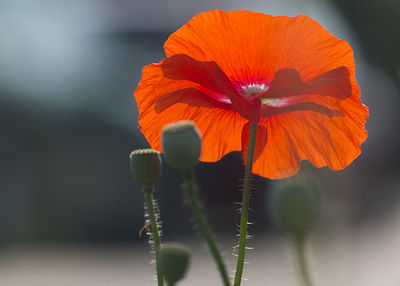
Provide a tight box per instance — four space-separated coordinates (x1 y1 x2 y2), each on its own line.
129 149 162 187
268 173 321 238
159 243 191 284
162 121 201 171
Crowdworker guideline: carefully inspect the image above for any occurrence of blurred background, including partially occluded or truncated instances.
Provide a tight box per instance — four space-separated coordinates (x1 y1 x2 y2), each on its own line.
1 0 400 285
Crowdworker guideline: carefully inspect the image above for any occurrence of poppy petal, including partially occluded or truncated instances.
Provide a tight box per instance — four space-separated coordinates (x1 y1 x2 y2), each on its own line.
241 100 368 179
259 66 352 118
161 54 260 122
165 10 356 85
135 62 247 162
262 102 344 119
259 66 351 100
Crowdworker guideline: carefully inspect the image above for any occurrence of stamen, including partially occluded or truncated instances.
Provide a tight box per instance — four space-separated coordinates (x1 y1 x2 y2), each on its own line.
240 83 289 107
261 97 288 107
241 83 268 96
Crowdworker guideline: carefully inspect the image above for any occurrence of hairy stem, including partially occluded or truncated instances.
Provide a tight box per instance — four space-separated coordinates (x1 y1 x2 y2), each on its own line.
233 123 258 286
144 186 164 286
183 170 231 286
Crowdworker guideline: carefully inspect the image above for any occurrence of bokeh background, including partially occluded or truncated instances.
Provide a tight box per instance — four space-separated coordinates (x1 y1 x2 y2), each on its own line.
1 0 400 285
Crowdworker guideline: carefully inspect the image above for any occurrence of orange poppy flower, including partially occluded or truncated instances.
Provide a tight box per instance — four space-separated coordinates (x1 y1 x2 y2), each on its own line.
134 10 368 179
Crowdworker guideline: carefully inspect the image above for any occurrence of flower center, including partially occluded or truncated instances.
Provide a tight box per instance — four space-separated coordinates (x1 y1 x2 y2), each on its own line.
241 83 268 96
239 83 289 108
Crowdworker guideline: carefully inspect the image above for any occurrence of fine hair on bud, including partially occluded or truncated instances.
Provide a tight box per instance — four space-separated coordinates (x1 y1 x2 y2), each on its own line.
159 243 191 284
162 120 202 171
129 149 162 186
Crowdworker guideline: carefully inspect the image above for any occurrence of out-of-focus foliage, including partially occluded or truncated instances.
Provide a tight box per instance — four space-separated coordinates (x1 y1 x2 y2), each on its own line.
330 0 400 88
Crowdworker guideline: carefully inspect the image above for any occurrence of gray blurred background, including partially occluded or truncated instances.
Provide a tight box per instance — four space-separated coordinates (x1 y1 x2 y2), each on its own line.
1 0 400 285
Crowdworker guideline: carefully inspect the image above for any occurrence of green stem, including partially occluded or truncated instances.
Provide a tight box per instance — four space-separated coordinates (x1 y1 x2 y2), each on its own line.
144 186 164 286
293 236 314 286
233 122 258 286
183 170 231 286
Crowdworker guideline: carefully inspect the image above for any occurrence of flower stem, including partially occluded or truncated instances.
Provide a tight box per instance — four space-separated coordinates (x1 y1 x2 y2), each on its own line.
143 186 164 286
293 236 314 286
183 170 231 286
233 122 258 286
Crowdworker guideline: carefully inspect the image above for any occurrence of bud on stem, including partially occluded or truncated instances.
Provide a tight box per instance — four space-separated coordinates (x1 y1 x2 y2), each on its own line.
162 121 201 172
159 243 191 285
129 149 162 186
129 148 164 286
269 173 321 238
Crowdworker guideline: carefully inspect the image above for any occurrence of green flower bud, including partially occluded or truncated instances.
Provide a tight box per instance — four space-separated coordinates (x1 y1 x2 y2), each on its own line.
129 149 162 187
159 243 191 284
269 173 321 238
162 121 201 171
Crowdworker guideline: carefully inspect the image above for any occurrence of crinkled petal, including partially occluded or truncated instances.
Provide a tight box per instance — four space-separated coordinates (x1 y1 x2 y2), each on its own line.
135 62 247 161
241 98 368 179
